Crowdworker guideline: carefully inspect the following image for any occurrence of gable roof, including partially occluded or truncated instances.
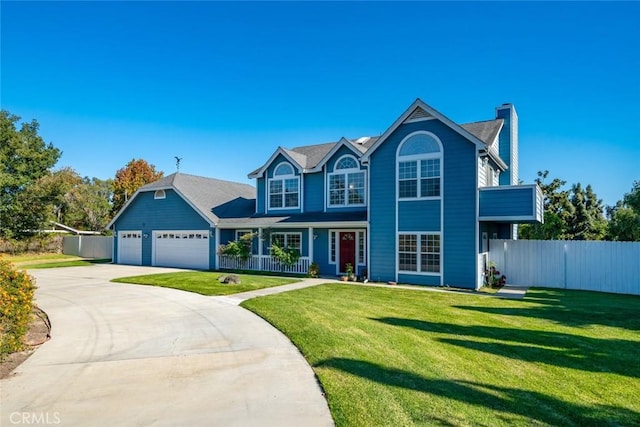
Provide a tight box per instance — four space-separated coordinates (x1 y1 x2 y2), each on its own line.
108 173 256 228
362 99 490 162
248 146 307 178
461 119 504 147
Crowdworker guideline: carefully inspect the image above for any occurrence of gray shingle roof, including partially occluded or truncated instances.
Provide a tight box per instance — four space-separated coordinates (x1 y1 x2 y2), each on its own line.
460 119 504 146
139 173 256 223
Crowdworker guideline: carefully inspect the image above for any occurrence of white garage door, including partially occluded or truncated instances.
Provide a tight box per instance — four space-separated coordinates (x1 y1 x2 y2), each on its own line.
153 231 210 270
118 231 142 265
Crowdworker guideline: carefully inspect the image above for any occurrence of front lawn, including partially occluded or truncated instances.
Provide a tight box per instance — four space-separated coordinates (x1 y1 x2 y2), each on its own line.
241 285 640 426
111 272 298 296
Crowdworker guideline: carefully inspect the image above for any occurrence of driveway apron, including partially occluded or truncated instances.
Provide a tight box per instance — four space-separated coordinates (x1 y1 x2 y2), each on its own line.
1 265 333 426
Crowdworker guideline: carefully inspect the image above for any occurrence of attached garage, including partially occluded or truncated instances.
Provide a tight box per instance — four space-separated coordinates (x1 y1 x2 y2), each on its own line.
153 230 210 270
118 231 142 265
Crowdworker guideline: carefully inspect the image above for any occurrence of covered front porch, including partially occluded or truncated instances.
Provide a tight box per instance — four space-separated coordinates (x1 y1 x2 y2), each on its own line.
215 212 368 277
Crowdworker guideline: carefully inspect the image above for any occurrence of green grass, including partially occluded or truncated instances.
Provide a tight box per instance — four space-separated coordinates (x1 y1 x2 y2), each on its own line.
22 259 111 269
241 285 640 426
112 271 298 296
3 253 79 263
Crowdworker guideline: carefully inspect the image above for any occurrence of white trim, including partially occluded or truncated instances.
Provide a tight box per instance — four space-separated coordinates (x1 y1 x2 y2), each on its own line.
308 227 314 263
479 183 538 192
235 229 253 240
403 116 437 124
328 230 337 265
478 215 539 222
154 189 166 199
215 228 220 270
248 146 304 179
330 229 366 275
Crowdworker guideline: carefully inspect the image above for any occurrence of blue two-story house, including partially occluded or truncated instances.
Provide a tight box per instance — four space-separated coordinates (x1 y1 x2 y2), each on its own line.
109 99 543 289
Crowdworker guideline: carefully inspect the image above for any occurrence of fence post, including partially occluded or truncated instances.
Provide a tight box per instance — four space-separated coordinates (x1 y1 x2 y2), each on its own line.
563 243 568 289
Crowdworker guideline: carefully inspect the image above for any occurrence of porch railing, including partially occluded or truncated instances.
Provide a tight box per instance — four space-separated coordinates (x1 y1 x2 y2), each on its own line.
219 254 310 275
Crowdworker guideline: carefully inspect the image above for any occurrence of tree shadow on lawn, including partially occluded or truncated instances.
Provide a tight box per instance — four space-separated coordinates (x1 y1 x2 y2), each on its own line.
459 288 640 331
315 358 640 426
373 318 640 379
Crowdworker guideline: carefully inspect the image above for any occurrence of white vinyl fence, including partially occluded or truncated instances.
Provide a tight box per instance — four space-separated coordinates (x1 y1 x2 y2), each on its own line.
489 239 640 295
63 236 113 259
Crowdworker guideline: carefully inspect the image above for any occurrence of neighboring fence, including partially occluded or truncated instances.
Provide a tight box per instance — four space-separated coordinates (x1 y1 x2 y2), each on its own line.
219 254 310 274
63 236 113 259
489 239 640 295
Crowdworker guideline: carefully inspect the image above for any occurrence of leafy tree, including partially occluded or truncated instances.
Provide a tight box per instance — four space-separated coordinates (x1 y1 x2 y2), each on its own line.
112 158 163 214
607 181 640 241
519 171 606 240
0 111 61 238
519 171 573 240
567 183 607 240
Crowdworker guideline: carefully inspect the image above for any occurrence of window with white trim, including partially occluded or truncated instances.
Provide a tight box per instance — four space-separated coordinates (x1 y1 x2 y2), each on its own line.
398 133 441 199
329 231 336 263
236 230 255 255
269 162 299 209
398 233 440 273
328 155 365 206
270 232 302 254
154 190 166 199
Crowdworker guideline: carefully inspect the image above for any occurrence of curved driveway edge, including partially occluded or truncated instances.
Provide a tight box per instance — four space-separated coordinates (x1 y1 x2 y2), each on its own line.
1 265 333 426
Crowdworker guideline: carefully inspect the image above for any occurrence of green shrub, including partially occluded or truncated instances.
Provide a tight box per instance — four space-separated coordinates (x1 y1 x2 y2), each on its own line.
0 257 36 356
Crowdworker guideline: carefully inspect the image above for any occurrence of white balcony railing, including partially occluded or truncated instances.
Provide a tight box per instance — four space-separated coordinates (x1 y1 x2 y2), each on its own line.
219 255 310 275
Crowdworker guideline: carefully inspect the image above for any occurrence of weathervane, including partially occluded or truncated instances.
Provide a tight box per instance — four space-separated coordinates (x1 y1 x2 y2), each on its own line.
174 156 182 172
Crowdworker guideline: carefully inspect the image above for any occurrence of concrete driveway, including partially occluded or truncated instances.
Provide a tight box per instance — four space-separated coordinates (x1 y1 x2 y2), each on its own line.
1 265 333 426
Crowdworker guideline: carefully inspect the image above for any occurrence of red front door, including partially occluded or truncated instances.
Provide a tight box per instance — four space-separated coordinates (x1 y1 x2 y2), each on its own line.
339 232 356 274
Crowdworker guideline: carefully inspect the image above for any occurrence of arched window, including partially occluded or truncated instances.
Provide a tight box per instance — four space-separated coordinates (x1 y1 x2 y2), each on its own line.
269 162 299 209
154 189 166 200
397 132 442 199
328 155 365 206
274 163 294 176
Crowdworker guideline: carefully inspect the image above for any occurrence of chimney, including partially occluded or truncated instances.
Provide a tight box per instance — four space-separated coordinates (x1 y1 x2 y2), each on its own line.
495 103 518 186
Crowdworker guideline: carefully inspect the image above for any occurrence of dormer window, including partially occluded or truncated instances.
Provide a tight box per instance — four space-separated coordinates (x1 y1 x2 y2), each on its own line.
154 190 166 200
398 132 442 199
328 155 366 206
269 162 299 210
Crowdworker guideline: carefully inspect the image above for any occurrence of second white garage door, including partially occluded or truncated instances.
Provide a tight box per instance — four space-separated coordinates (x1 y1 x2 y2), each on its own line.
153 231 210 270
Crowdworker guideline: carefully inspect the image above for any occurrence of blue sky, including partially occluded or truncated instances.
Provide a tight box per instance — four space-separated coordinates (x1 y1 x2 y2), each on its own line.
2 1 638 207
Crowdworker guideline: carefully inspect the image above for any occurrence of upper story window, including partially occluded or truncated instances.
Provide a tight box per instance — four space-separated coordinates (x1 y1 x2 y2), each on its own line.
154 190 166 199
328 155 366 207
269 162 299 209
397 132 442 199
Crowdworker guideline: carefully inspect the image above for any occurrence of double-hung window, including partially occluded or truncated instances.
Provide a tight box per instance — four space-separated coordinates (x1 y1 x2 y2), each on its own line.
271 232 302 254
269 162 299 209
398 133 442 199
398 233 440 273
328 155 365 206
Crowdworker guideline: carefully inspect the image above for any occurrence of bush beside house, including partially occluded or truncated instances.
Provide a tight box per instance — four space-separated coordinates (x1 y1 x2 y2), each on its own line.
0 258 36 356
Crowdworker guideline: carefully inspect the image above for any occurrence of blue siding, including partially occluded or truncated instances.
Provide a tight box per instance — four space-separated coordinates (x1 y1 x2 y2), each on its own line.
312 228 332 275
479 187 534 217
256 178 265 214
398 274 440 286
369 120 478 288
113 189 213 267
398 200 440 231
496 107 514 186
304 172 324 212
264 154 302 215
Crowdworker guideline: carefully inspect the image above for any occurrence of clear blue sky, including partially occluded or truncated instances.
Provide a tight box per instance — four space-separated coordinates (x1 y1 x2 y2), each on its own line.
2 1 638 207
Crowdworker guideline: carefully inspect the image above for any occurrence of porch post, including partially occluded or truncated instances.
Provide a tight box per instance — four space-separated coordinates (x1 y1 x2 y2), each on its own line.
308 227 314 262
258 227 263 270
214 227 220 270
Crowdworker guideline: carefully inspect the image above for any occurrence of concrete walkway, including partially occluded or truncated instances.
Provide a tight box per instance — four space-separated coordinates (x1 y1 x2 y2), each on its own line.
1 265 333 427
214 277 342 305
